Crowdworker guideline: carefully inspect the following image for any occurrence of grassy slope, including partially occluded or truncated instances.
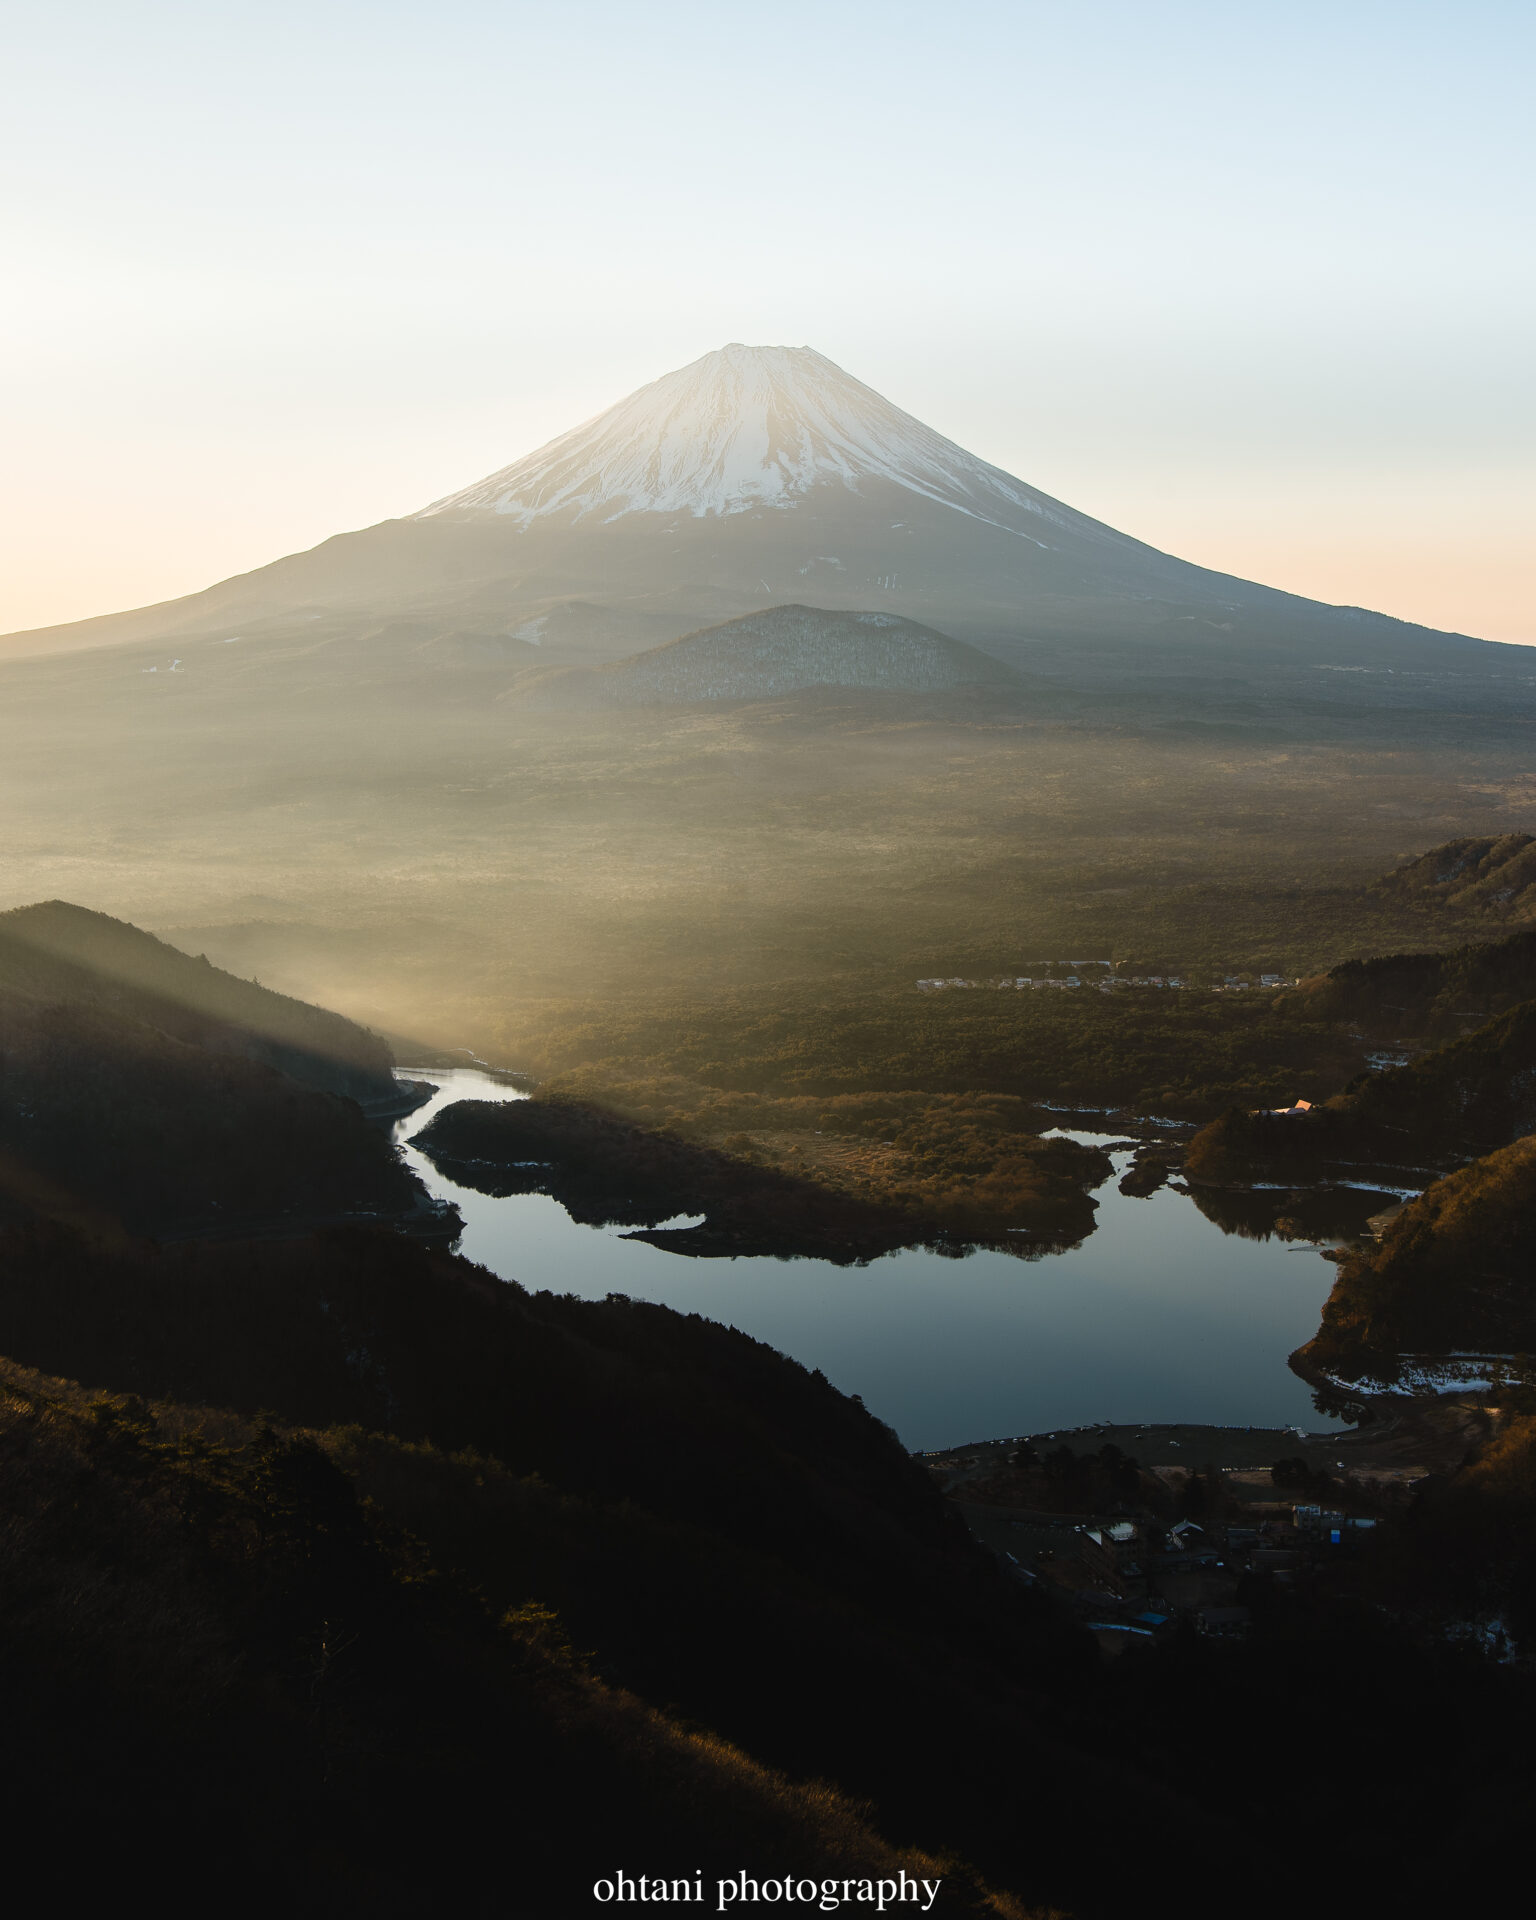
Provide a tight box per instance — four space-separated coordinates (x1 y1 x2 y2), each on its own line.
1371 833 1536 921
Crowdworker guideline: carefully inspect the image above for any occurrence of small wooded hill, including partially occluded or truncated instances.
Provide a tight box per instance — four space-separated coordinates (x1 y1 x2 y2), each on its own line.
0 902 423 1238
1186 995 1536 1182
0 900 398 1105
1286 923 1536 1042
1299 1134 1536 1373
513 603 1022 709
1188 923 1536 1371
1373 834 1536 922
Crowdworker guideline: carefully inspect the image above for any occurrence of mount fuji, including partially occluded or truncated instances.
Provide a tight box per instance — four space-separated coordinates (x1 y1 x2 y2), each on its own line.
1 343 1500 684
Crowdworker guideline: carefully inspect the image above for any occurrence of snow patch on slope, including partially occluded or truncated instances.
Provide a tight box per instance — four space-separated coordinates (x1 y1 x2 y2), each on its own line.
417 344 1081 543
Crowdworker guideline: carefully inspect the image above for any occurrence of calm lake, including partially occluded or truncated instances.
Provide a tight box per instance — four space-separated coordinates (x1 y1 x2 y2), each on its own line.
396 1068 1353 1451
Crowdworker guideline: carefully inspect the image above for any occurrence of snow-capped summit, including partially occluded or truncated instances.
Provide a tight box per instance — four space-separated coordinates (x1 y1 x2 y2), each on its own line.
418 344 1083 543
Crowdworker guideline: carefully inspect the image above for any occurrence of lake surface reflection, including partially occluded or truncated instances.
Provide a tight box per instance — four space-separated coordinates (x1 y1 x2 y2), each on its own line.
396 1069 1349 1450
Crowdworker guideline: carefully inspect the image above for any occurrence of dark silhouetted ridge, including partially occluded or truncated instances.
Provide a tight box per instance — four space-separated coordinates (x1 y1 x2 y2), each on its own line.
0 899 397 1105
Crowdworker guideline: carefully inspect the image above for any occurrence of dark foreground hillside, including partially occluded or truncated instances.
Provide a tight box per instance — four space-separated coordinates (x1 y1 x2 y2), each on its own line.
0 900 401 1106
0 1359 1006 1916
0 901 430 1239
6 1218 1536 1919
0 1220 1098 1907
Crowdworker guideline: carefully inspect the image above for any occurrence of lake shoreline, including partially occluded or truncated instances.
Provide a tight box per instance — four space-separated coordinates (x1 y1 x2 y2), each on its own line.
392 1067 1354 1447
917 1397 1502 1477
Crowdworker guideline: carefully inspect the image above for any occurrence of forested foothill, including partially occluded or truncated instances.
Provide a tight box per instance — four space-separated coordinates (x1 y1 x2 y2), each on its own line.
0 900 402 1106
1176 913 1536 1395
0 903 432 1241
1370 832 1536 921
1186 994 1536 1183
1298 1134 1536 1383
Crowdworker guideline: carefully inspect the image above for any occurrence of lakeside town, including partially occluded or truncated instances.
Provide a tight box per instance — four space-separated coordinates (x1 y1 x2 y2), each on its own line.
915 1415 1487 1656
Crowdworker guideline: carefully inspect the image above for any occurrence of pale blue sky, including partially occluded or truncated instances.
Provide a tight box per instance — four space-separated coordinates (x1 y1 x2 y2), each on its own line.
3 0 1532 638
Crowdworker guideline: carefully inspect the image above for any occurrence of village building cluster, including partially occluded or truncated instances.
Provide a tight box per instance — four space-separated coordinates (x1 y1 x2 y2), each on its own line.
915 966 1296 994
983 1499 1385 1655
921 1428 1406 1655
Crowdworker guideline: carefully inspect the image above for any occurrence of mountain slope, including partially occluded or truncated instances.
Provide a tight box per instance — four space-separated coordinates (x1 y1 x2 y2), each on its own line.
1 344 1506 683
0 900 400 1107
0 1308 1022 1915
1372 835 1536 922
1286 923 1536 1041
0 902 427 1238
515 603 1023 709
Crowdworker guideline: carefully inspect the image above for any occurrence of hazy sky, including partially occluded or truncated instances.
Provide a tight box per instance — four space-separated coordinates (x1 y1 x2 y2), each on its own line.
3 0 1532 641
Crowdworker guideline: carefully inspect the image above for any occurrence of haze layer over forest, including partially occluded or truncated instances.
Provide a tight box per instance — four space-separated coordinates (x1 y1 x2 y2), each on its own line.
0 344 1532 1061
